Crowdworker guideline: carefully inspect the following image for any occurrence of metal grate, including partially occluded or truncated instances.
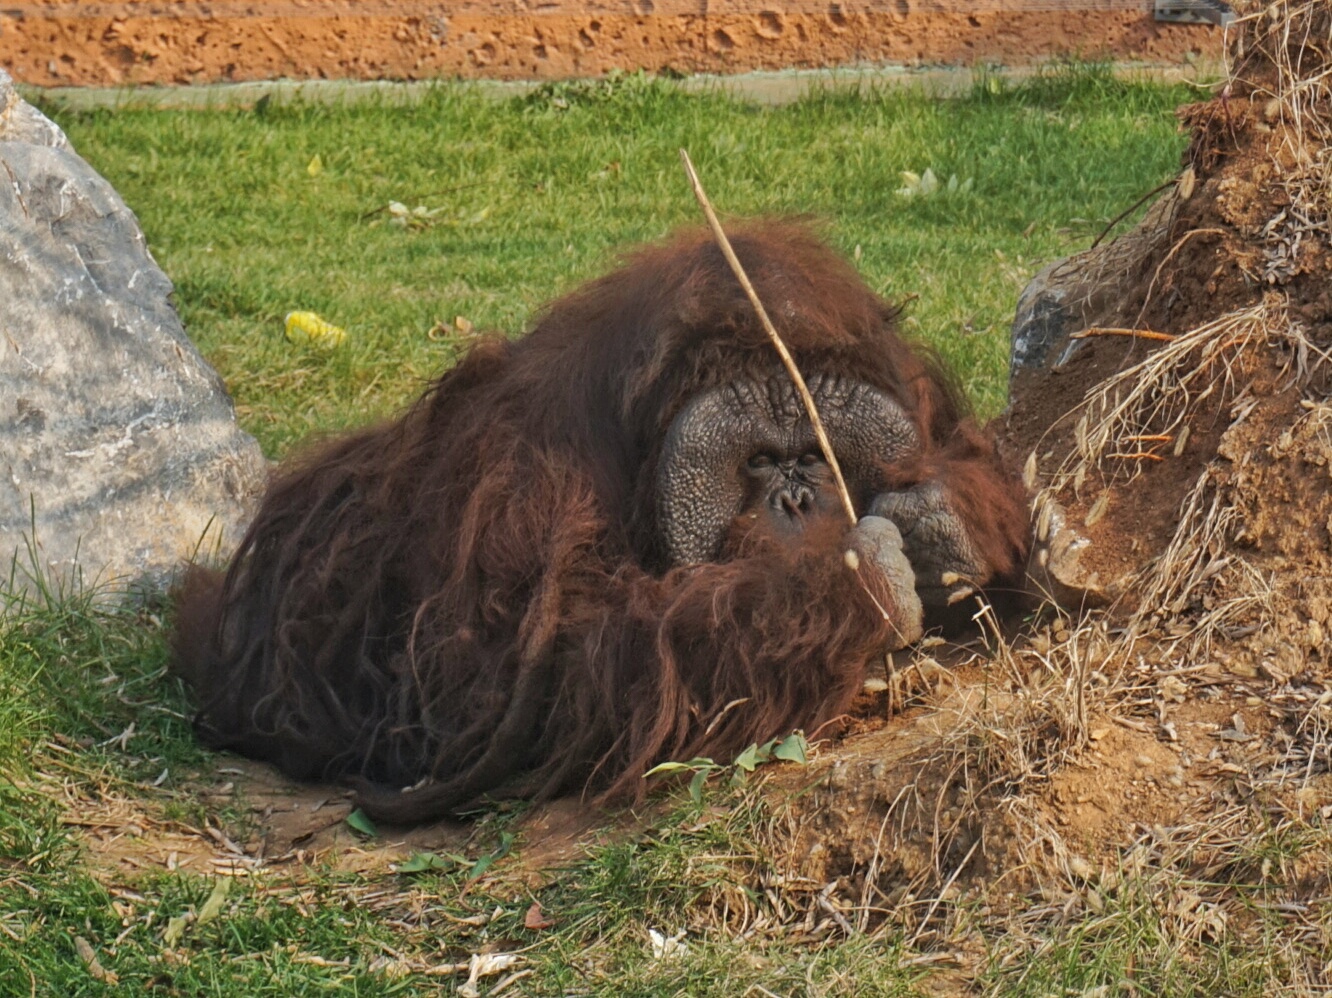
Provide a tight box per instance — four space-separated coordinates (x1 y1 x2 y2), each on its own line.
1153 0 1235 25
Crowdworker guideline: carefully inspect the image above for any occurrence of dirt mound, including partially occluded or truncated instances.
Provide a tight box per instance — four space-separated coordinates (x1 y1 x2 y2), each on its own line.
747 0 1332 959
1005 0 1332 647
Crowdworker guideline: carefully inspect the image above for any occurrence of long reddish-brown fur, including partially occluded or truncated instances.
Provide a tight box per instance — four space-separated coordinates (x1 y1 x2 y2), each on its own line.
172 221 1028 822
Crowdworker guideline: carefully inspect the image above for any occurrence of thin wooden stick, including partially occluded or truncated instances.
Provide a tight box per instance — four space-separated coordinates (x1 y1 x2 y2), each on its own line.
1070 327 1177 342
678 148 858 526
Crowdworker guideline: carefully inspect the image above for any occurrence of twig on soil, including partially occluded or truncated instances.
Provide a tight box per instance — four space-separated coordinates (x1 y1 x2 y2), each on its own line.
678 148 857 527
1042 301 1277 498
1071 327 1177 342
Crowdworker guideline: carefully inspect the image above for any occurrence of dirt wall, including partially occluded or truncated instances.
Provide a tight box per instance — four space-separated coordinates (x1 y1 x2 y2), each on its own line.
1 1 1223 88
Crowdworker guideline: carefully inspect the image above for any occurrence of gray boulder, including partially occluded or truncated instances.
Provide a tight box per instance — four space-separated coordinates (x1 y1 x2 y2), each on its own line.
1009 194 1177 382
1 69 266 603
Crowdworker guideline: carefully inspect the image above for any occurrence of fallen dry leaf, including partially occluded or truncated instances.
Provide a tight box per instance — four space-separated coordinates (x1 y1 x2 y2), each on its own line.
523 901 554 931
74 936 119 984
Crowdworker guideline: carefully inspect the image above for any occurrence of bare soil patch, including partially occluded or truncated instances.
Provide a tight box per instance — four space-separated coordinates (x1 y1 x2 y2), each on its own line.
71 755 617 885
2 1 1223 88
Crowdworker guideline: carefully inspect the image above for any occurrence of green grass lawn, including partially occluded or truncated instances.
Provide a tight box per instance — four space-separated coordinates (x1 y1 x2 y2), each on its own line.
5 67 1284 998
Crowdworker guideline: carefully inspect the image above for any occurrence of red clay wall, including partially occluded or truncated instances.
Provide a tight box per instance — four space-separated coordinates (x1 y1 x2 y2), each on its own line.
1 2 1224 88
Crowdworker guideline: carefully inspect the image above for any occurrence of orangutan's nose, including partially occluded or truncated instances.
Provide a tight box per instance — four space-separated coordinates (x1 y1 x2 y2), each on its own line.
775 484 814 518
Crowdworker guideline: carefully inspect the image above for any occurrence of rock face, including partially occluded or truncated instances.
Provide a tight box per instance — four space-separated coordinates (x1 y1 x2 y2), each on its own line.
0 69 267 602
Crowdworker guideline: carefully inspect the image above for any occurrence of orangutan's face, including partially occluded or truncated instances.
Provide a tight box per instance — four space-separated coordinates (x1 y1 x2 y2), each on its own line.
656 367 918 564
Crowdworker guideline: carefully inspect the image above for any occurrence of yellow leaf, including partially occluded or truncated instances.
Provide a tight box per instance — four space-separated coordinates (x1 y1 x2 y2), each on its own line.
196 877 232 926
163 914 190 947
307 154 323 177
285 311 347 349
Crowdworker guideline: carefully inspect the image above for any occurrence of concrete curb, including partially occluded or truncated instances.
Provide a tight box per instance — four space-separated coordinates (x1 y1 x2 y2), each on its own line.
23 60 1224 110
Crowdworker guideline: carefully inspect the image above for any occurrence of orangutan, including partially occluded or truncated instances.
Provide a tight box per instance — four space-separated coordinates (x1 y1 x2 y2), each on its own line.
172 221 1028 822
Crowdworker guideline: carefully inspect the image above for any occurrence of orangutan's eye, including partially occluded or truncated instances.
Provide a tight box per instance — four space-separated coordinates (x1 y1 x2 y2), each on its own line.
747 453 775 470
799 451 824 467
